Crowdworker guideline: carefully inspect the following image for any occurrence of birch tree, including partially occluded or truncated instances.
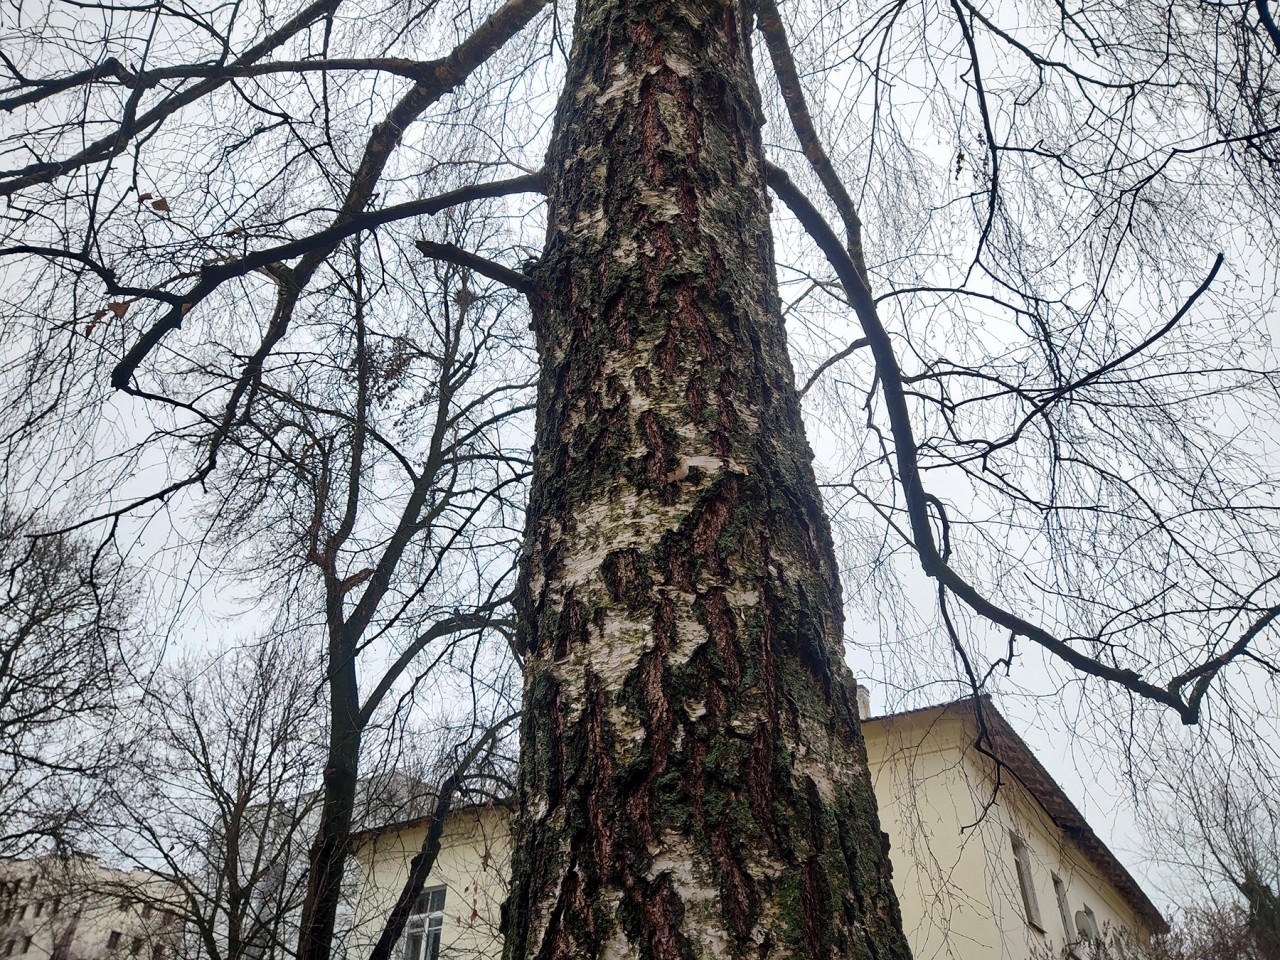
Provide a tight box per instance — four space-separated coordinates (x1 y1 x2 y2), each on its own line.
2 0 1278 956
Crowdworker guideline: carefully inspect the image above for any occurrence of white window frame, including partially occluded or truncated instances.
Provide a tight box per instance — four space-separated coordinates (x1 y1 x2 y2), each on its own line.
1054 875 1075 942
402 887 446 960
1009 832 1044 931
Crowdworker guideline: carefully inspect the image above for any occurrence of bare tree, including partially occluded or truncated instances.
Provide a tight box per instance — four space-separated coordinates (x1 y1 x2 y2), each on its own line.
187 245 530 960
767 0 1280 726
0 504 139 855
99 640 327 960
1 0 1278 956
1141 732 1280 960
1146 904 1271 960
103 637 517 960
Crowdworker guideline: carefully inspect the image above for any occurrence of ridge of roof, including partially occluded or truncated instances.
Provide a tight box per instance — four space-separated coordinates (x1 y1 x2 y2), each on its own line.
863 696 1168 934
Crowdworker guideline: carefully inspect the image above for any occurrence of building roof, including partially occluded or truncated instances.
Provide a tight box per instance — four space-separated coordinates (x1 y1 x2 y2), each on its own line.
863 695 1168 934
347 796 512 848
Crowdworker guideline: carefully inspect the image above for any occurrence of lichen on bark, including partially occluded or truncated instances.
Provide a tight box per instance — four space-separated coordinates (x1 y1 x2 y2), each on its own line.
503 0 914 955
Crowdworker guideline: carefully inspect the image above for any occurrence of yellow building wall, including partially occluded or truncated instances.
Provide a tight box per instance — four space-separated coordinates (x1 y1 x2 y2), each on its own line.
349 717 1156 960
347 807 510 960
862 710 1154 960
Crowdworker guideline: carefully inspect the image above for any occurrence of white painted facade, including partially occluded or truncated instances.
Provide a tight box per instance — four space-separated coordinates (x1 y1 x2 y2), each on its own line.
0 857 183 960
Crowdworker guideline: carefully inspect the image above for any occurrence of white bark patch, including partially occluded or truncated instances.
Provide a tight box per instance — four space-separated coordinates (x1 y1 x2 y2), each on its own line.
723 585 761 609
547 620 648 704
595 617 653 683
669 613 710 665
593 77 632 106
664 454 747 483
646 831 738 959
663 53 694 77
554 487 696 590
637 188 681 222
598 907 633 960
796 761 837 805
572 78 601 103
612 234 639 267
594 66 654 106
646 830 698 886
571 205 609 241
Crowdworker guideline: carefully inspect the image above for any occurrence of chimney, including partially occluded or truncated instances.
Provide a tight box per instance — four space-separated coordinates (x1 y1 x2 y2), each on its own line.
855 683 872 721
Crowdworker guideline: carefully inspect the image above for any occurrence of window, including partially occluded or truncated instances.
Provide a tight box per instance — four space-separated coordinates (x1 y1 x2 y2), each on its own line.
1052 873 1076 950
49 900 60 917
30 905 40 920
1009 832 1044 930
152 945 165 960
18 938 30 955
402 888 446 960
14 907 24 923
107 931 122 950
4 940 14 957
119 899 130 912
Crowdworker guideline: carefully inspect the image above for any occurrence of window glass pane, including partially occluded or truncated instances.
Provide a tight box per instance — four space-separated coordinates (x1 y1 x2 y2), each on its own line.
402 886 445 960
423 927 442 960
403 925 423 960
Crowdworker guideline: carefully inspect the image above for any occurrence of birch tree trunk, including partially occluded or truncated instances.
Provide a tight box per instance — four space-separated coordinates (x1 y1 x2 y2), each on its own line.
504 0 914 956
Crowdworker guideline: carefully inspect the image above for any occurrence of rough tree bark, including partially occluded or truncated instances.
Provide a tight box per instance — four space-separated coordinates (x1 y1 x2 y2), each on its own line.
504 0 913 955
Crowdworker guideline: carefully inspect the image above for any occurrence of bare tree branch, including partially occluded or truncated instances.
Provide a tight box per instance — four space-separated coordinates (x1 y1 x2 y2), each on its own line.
767 161 1264 724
